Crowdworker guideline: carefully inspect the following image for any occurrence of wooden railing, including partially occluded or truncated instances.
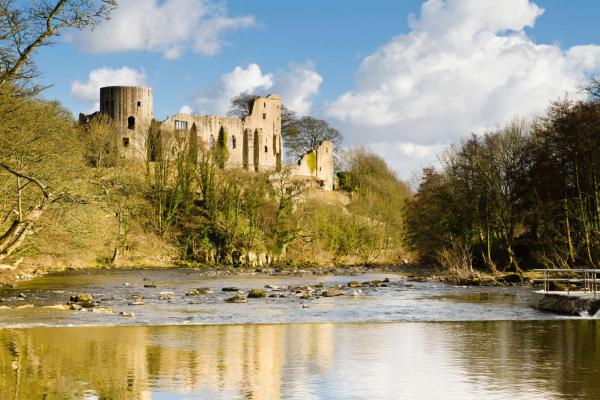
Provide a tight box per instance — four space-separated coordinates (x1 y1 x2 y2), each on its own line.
532 269 599 296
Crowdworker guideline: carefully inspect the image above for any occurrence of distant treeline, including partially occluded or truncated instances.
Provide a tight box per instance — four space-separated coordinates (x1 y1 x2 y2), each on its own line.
405 86 600 274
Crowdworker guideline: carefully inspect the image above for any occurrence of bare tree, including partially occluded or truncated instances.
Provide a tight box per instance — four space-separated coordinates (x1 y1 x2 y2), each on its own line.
227 93 259 119
283 116 343 161
0 0 116 88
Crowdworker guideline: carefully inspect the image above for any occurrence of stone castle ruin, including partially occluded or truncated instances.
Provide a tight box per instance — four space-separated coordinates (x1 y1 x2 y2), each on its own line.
84 86 334 190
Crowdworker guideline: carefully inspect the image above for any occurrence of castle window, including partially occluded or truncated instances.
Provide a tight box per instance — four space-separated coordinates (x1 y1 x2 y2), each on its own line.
264 145 268 153
137 101 141 107
264 102 266 108
123 138 130 147
127 116 135 130
175 120 188 131
231 135 237 149
262 113 266 120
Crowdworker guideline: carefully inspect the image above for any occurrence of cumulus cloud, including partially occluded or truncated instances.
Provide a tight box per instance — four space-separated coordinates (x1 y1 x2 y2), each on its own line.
179 105 193 114
272 62 323 115
326 0 600 178
70 66 147 112
68 0 256 59
194 62 322 115
195 63 273 114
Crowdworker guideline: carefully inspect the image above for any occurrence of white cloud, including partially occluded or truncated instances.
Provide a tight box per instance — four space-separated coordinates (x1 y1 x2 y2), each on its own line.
68 0 256 59
70 67 147 112
179 105 193 114
326 0 600 179
272 62 323 115
194 62 322 115
195 63 273 114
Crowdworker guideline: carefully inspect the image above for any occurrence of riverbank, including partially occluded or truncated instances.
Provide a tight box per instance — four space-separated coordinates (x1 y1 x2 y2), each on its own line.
0 255 540 290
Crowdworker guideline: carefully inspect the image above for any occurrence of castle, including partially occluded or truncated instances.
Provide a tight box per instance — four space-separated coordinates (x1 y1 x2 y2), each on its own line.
85 86 334 190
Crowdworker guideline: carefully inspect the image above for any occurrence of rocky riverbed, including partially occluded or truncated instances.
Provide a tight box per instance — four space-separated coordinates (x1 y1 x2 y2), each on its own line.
0 268 569 327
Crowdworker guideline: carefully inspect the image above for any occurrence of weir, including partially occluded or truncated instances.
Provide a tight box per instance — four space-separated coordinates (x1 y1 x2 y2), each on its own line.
530 269 600 315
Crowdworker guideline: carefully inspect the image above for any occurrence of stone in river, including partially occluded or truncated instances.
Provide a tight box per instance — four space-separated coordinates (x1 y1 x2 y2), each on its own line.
222 287 240 292
69 293 95 308
225 294 247 303
128 294 144 305
119 311 135 317
159 292 173 301
144 283 158 288
347 281 362 288
248 289 266 298
321 289 342 297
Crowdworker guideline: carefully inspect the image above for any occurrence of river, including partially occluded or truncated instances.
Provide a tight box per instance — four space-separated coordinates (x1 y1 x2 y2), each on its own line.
0 269 598 399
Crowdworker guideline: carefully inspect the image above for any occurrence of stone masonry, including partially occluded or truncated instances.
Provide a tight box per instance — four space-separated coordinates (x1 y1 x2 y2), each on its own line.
87 85 334 190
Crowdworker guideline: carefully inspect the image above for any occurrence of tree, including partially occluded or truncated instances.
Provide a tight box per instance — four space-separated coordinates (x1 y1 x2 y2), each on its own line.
0 92 84 261
283 116 343 161
227 93 259 119
79 114 120 169
0 0 116 89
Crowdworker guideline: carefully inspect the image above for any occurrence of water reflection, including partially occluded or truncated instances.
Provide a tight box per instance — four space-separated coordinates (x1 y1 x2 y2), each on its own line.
0 321 598 399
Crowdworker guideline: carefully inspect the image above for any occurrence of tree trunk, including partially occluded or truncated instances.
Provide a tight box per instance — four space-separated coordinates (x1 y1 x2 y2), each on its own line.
0 207 44 260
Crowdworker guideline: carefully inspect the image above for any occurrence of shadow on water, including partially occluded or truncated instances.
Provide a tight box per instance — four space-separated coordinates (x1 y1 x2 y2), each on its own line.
0 320 599 399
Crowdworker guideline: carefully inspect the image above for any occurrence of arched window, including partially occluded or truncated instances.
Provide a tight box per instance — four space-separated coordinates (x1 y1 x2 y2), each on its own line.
127 116 135 130
231 135 237 149
264 145 268 153
209 135 215 148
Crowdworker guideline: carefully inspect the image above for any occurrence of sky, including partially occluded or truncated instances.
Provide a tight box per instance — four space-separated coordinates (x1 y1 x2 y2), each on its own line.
35 0 600 179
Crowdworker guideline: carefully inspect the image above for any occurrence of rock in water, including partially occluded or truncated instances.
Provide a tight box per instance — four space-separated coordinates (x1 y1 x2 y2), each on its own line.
321 289 342 297
159 292 173 301
347 281 362 288
248 289 266 298
128 294 144 305
222 287 240 292
225 294 248 303
119 311 135 317
69 293 95 308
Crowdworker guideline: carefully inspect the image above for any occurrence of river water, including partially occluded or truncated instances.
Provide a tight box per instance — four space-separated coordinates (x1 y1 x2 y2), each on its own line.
0 269 598 399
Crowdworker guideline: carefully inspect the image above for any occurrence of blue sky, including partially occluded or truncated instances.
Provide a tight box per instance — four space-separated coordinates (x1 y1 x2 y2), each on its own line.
34 0 600 178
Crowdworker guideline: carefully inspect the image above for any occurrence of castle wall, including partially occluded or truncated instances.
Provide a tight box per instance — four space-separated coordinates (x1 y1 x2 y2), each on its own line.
292 141 334 191
160 95 282 171
100 86 153 160
89 86 333 190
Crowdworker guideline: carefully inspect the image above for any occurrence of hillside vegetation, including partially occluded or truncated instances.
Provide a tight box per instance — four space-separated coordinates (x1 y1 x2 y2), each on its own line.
0 89 410 278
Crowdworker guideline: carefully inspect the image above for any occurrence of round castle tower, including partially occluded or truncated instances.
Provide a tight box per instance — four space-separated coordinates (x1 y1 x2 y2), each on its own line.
100 86 153 157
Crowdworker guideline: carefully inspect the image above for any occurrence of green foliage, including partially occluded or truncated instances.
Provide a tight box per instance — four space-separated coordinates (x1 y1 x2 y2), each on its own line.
406 101 600 273
306 151 317 173
214 126 229 168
